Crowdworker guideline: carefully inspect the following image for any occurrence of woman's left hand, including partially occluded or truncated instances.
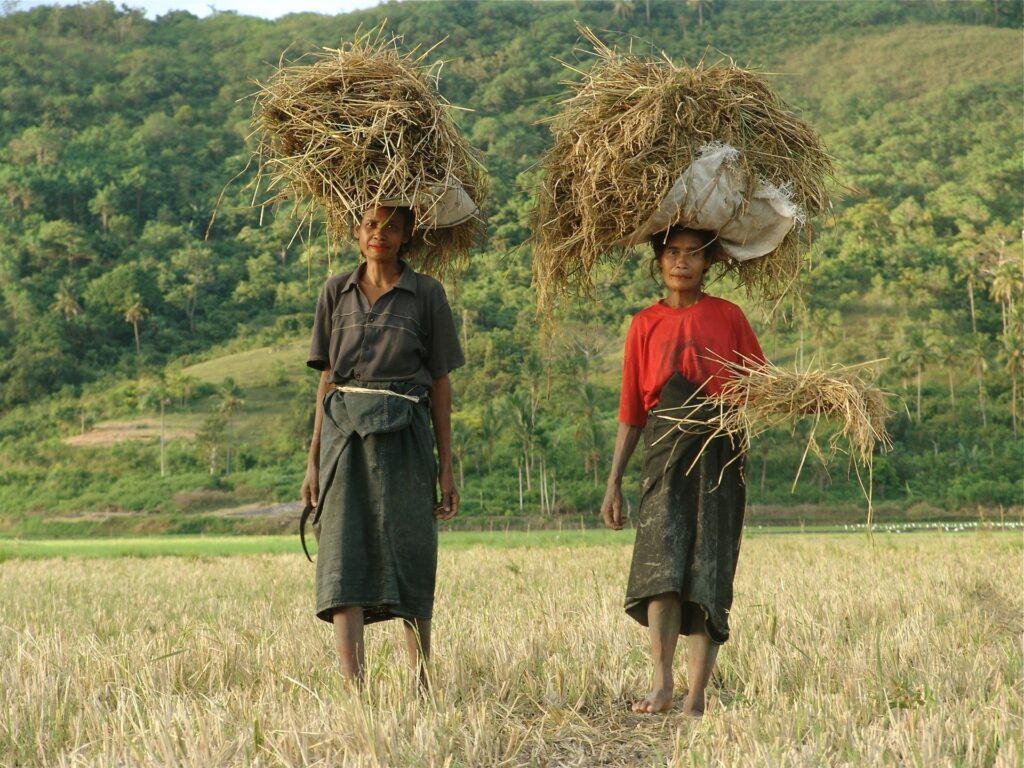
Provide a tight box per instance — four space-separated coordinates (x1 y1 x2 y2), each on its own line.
434 466 459 521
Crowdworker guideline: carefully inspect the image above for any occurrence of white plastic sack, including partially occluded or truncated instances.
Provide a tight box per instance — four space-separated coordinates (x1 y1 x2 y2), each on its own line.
615 143 803 262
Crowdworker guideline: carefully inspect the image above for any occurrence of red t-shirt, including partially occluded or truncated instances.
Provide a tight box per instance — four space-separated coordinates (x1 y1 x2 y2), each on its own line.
618 295 765 427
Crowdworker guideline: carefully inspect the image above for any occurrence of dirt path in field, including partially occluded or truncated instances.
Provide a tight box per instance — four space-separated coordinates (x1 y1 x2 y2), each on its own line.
45 501 301 524
63 420 196 447
213 501 303 518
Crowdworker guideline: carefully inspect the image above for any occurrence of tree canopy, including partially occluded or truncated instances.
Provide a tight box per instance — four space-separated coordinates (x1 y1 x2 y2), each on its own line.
0 0 1020 526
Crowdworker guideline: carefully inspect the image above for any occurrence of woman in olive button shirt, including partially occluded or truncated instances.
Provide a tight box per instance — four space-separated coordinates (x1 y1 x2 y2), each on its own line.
301 205 464 689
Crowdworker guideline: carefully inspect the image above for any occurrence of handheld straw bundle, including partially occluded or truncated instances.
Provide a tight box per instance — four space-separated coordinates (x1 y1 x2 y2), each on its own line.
654 356 894 521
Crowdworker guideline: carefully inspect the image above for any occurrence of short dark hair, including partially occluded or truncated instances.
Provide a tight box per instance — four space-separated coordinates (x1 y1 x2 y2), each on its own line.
648 226 719 282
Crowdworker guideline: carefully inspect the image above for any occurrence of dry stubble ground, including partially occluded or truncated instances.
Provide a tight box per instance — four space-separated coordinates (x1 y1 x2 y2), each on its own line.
1 532 1020 767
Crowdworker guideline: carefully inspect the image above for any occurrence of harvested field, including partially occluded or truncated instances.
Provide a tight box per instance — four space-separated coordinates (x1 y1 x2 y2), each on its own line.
1 532 1019 766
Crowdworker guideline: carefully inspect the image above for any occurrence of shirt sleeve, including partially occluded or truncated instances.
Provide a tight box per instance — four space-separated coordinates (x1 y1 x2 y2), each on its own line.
733 307 766 366
618 315 647 427
424 282 465 380
307 281 333 371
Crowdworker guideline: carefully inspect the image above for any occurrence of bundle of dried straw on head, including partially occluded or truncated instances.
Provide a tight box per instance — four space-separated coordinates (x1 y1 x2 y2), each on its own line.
251 27 487 277
533 27 832 308
655 356 893 517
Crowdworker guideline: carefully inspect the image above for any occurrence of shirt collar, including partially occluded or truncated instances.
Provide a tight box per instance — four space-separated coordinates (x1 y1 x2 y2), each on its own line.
340 260 418 295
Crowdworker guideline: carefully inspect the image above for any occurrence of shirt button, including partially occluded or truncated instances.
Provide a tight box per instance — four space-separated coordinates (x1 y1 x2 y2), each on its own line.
367 315 375 323
354 372 361 380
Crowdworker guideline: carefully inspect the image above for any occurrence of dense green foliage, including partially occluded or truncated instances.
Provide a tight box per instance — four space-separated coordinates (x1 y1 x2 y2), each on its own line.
0 0 1020 529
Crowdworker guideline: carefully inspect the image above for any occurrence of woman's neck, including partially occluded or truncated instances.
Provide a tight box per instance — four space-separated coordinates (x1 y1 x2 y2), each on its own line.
663 288 703 309
361 258 402 287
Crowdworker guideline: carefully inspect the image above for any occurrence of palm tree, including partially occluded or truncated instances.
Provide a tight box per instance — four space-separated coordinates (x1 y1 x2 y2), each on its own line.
181 248 214 334
953 237 987 335
460 307 474 352
898 330 930 424
968 338 989 427
928 331 960 411
510 389 539 492
139 377 172 478
807 307 842 362
998 325 1024 437
166 371 198 409
687 0 713 27
123 296 148 357
451 413 474 489
612 0 634 19
476 399 506 475
197 413 227 476
50 279 82 320
88 185 117 231
561 324 605 386
216 378 245 475
574 382 604 486
988 257 1022 337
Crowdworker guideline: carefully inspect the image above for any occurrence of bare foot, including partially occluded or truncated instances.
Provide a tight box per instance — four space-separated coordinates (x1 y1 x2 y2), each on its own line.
631 688 673 713
681 692 705 718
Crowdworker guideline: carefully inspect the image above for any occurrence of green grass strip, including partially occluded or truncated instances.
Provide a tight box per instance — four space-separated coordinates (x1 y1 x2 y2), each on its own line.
0 530 639 559
2 527 1017 560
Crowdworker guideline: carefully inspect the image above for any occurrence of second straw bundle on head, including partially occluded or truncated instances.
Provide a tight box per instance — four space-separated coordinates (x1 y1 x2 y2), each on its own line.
251 28 487 277
533 27 833 307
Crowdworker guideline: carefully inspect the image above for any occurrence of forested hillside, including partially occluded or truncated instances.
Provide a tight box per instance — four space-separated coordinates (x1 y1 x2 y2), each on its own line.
0 0 1020 531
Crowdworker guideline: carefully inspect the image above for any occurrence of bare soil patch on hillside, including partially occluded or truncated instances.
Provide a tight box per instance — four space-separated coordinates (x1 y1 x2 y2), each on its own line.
63 420 196 448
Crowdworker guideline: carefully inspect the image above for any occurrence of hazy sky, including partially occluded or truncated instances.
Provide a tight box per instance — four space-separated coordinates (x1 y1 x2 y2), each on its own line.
24 0 384 20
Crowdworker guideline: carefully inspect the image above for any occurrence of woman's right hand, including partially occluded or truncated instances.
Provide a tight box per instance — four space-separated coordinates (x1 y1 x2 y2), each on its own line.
600 423 641 531
600 481 625 530
301 459 319 509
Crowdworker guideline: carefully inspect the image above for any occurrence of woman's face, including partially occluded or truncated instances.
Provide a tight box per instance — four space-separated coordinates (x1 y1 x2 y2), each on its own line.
355 207 409 263
658 231 711 293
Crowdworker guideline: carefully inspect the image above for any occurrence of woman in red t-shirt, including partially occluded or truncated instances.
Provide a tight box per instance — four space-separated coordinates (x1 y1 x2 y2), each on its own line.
600 226 764 717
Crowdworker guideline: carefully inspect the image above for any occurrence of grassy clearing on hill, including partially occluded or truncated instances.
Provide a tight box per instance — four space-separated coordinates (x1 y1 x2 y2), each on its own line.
55 338 311 451
181 339 309 388
776 25 1021 110
1 532 1019 766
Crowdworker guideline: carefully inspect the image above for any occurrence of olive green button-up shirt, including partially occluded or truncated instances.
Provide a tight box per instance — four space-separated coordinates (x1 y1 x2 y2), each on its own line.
307 262 465 389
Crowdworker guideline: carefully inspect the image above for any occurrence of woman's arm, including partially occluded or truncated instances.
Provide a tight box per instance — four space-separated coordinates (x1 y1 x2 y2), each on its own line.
300 369 333 507
430 374 459 521
600 421 644 530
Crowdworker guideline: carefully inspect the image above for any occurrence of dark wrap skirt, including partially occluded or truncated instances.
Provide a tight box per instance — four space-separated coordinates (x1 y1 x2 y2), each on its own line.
311 383 438 624
624 373 747 644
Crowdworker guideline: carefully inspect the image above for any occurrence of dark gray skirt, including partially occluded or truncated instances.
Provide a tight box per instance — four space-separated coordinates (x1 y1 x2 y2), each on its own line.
312 386 438 624
624 373 746 644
